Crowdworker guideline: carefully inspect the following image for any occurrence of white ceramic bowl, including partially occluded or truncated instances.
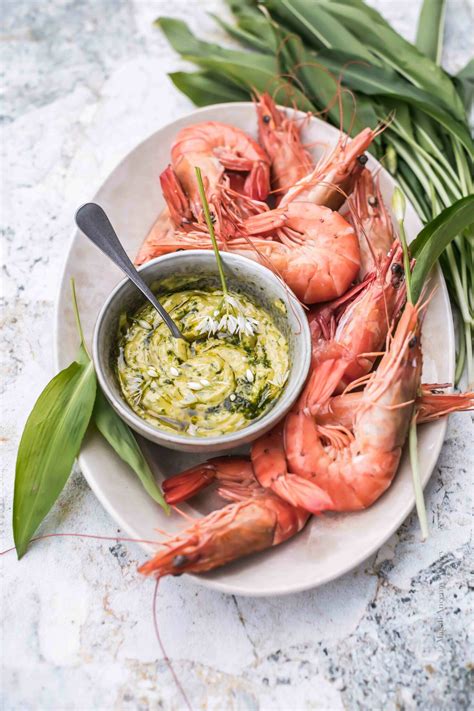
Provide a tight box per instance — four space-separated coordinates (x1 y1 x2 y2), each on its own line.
92 250 311 453
55 102 454 596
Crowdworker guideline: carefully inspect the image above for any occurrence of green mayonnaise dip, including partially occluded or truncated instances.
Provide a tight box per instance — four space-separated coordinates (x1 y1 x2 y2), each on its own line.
116 288 289 437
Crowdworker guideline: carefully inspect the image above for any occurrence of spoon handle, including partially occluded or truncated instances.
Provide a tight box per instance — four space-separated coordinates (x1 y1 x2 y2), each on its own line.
75 203 184 340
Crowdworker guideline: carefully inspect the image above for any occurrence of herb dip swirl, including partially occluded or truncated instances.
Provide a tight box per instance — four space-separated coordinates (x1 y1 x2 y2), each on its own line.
116 288 289 437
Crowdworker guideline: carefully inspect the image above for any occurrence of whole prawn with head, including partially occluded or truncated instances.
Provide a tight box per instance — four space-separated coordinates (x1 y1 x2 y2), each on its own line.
138 458 309 579
347 168 395 278
135 121 271 263
169 121 271 223
139 202 361 304
308 241 407 393
256 92 313 200
252 300 425 514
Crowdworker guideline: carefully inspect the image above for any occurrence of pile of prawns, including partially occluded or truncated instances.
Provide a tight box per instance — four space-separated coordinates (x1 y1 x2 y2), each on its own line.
134 94 473 580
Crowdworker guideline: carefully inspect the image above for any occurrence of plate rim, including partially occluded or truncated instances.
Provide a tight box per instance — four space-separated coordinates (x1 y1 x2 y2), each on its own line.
54 101 454 596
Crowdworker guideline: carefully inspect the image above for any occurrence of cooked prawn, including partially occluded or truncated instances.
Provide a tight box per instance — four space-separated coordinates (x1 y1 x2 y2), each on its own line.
315 385 473 429
138 458 309 578
134 207 176 266
347 168 394 278
253 301 424 513
138 202 359 304
308 242 407 392
285 301 423 512
256 93 313 200
243 202 360 302
170 121 271 221
279 127 378 211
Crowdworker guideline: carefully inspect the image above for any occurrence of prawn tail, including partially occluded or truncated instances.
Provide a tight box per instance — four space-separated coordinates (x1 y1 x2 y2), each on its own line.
416 387 474 423
244 161 271 202
159 165 193 226
162 457 258 505
304 358 350 413
272 473 334 515
162 464 217 505
243 207 286 235
309 273 375 339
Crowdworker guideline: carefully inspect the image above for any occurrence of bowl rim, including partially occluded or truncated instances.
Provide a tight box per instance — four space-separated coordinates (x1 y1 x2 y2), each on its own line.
92 249 312 449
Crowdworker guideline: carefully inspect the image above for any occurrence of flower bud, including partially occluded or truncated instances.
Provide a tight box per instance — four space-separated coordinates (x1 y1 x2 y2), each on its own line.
386 144 398 175
392 186 406 223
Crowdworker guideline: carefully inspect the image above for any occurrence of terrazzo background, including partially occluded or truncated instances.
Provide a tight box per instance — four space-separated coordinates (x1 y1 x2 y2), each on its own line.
1 1 473 709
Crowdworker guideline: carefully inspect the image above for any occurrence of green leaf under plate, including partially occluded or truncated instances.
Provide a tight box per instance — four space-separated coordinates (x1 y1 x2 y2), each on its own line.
415 0 446 65
169 71 249 106
410 195 474 302
13 353 97 558
314 0 466 122
93 388 169 511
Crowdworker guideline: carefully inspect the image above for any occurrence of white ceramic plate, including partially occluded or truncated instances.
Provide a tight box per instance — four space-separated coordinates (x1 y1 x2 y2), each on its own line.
55 103 454 597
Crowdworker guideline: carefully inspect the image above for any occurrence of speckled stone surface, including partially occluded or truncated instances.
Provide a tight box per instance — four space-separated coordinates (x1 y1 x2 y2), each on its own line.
1 1 473 709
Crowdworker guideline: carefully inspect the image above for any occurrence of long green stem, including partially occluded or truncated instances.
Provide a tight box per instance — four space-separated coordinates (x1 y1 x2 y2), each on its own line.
70 277 90 358
452 138 473 195
398 220 413 304
454 319 466 385
465 321 473 388
446 244 473 324
195 167 228 297
396 173 429 220
389 135 434 197
389 120 462 201
417 123 463 190
409 417 429 541
393 190 428 538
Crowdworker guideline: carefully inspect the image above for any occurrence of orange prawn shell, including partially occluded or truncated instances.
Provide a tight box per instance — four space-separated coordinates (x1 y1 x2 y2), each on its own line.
279 127 377 211
170 121 271 209
348 168 394 278
284 302 423 512
244 202 361 303
256 93 313 197
139 457 309 579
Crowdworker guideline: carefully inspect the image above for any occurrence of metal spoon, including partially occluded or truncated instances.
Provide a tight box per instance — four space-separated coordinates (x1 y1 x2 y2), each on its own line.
75 202 185 340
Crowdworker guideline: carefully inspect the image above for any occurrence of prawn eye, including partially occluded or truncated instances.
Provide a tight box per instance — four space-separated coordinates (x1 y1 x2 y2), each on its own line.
409 336 417 348
262 115 271 124
357 154 368 166
390 262 404 288
368 196 378 207
172 554 189 568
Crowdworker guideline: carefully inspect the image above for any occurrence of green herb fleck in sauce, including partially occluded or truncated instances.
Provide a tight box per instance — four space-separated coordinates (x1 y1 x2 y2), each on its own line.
117 288 289 437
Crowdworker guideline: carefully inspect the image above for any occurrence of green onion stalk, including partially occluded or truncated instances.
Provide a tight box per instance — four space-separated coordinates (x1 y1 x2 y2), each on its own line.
195 166 228 297
393 187 429 540
385 122 474 387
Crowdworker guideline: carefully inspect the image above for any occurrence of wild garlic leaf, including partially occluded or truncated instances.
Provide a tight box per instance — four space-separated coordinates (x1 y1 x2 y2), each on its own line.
415 0 446 65
93 388 169 512
410 195 474 302
13 358 97 558
169 71 248 107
